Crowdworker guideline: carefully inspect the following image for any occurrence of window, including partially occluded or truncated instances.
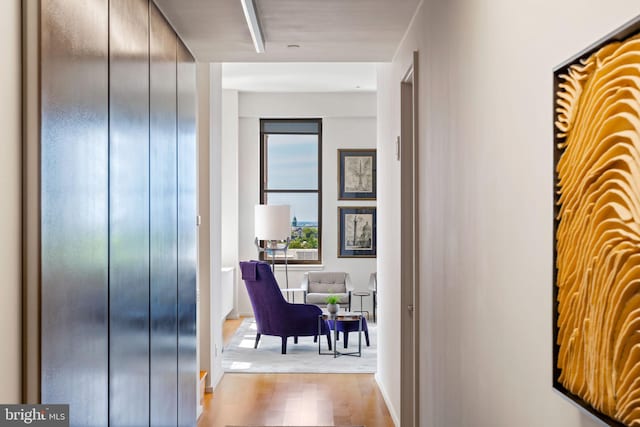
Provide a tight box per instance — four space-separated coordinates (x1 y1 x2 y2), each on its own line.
260 119 322 263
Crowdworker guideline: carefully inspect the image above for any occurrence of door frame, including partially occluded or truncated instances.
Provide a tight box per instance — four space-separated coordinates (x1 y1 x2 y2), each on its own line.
400 50 420 427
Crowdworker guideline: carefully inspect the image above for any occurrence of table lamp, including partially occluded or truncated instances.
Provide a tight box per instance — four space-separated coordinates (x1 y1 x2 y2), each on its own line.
254 204 291 288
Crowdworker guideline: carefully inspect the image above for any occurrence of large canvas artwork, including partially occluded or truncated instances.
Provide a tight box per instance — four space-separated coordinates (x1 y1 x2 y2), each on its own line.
554 17 640 427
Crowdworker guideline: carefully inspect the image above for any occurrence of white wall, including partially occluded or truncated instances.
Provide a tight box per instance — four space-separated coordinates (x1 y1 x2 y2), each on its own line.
0 0 21 404
232 92 377 316
197 63 223 391
221 90 239 318
375 65 403 426
196 63 211 394
208 63 224 389
377 0 640 426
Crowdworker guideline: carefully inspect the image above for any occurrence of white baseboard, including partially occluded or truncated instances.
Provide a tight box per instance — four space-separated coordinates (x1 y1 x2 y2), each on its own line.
197 404 203 420
375 373 400 427
209 368 223 392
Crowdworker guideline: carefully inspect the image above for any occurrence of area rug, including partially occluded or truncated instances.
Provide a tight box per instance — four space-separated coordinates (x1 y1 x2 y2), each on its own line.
222 318 376 373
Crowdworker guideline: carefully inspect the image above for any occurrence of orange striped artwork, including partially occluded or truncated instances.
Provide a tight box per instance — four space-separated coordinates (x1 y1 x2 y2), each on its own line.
555 27 640 426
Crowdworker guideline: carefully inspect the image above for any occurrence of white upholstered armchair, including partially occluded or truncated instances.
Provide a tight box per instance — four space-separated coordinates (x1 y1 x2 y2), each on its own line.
301 271 354 311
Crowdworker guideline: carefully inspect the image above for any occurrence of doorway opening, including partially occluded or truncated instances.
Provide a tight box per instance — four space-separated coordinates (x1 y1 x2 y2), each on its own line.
214 63 380 378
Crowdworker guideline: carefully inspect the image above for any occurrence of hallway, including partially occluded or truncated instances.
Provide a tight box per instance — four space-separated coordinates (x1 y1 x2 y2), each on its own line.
5 1 638 426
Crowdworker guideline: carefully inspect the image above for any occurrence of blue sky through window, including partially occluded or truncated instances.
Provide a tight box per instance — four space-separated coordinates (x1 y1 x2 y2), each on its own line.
266 134 318 190
266 193 318 225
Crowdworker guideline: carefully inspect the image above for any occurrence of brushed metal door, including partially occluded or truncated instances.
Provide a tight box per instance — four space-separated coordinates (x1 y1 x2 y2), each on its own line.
177 40 197 427
108 0 150 425
150 3 179 426
40 1 109 426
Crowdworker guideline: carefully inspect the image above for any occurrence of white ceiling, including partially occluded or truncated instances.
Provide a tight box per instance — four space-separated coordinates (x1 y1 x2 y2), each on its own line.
222 62 377 92
154 0 421 62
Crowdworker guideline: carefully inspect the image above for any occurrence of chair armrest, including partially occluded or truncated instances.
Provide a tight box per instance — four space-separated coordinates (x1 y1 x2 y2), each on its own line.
289 302 321 317
345 273 354 292
344 273 354 311
300 273 309 292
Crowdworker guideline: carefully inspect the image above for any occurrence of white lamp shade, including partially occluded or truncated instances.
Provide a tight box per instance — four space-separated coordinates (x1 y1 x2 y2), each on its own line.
255 205 291 240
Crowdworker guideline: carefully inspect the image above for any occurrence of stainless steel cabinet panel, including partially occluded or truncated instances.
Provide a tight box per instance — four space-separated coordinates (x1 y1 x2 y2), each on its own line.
150 3 179 426
177 41 197 427
108 0 150 425
40 2 194 426
40 1 109 426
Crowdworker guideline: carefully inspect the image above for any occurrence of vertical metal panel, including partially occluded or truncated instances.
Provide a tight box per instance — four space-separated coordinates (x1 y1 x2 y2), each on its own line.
149 3 178 426
40 1 109 426
108 0 150 425
177 40 197 427
23 0 41 403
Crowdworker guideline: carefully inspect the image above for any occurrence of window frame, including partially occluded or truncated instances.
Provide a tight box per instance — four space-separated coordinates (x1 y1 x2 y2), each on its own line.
259 118 323 264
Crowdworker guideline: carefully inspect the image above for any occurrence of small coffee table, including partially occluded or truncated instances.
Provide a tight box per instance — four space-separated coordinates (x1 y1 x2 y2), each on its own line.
318 311 363 358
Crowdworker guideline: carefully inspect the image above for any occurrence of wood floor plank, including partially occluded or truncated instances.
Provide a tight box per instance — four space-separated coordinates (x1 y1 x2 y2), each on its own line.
198 373 395 427
223 317 244 346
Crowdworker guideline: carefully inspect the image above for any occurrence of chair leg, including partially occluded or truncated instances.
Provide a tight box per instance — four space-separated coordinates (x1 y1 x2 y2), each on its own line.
254 333 261 349
326 332 332 351
281 337 287 354
313 335 318 343
294 336 298 344
344 332 349 348
365 330 370 347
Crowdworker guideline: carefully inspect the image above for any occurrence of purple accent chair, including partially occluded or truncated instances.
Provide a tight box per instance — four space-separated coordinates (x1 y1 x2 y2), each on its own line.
240 260 332 354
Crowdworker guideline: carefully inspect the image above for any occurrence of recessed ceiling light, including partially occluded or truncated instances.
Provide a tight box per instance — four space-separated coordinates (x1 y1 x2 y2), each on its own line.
287 44 300 48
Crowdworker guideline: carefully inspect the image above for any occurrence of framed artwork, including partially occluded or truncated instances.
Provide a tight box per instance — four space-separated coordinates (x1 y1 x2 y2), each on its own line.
553 16 640 427
338 149 376 200
338 207 376 258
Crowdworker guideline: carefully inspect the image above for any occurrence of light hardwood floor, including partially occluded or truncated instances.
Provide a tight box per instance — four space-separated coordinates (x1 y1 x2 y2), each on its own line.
198 373 395 427
223 317 244 346
200 319 395 427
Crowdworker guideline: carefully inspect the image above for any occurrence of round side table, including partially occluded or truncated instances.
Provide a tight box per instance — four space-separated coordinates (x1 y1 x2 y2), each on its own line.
352 291 370 319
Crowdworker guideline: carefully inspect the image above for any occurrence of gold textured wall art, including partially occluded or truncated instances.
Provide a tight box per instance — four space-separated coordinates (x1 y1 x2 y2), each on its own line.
554 18 640 427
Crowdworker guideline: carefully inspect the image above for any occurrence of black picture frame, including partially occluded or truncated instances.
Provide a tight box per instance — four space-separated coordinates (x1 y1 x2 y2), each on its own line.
338 149 376 200
553 15 640 427
338 207 376 258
